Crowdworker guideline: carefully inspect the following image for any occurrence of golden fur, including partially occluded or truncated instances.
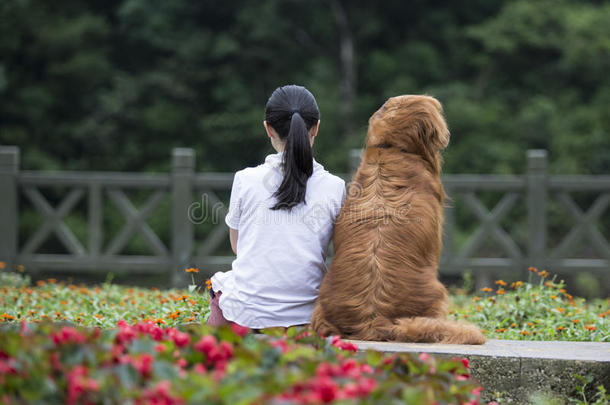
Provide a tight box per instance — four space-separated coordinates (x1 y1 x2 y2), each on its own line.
311 95 485 344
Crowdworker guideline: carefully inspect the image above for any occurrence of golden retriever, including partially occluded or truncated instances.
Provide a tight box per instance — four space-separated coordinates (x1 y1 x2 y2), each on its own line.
310 95 486 344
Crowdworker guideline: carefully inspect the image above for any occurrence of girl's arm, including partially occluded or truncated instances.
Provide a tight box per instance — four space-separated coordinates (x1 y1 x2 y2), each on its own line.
229 228 238 255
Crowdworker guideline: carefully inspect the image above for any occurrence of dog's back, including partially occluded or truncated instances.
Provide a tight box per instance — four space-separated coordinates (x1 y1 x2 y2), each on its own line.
311 95 485 344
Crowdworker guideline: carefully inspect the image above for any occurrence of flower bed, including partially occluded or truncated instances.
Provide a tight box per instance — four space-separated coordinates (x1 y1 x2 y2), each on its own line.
450 268 609 341
0 322 483 404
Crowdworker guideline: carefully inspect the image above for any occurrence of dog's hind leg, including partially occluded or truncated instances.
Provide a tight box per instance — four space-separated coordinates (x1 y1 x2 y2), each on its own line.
310 303 341 337
389 317 486 345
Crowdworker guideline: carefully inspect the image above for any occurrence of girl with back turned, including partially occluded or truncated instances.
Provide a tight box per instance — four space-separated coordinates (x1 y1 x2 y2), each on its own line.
208 85 345 329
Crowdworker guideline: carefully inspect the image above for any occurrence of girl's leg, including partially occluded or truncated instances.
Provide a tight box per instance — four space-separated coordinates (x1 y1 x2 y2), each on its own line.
207 291 233 326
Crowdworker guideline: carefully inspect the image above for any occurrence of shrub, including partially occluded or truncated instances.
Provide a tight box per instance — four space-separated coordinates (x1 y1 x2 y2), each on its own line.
0 322 483 404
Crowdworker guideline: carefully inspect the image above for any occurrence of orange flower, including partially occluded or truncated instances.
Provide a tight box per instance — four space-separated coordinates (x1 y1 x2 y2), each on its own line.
205 279 212 290
184 317 195 322
551 295 557 299
559 289 566 294
510 323 517 328
168 311 181 320
480 287 492 293
584 325 596 331
475 306 482 312
527 322 534 327
94 314 104 319
472 297 481 302
495 328 506 333
497 288 505 295
154 318 166 325
0 262 5 270
36 280 46 287
528 266 538 273
511 281 523 289
555 307 565 313
520 330 530 336
188 299 197 306
494 280 507 286
538 270 549 278
571 319 580 324
556 326 565 331
47 278 57 284
185 267 199 273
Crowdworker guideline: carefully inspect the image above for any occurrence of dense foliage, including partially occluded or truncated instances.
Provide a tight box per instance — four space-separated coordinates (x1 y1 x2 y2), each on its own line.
1 0 609 174
0 322 483 404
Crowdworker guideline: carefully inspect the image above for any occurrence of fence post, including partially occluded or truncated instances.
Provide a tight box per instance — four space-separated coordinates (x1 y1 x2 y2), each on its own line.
526 149 547 274
171 148 195 287
0 147 19 273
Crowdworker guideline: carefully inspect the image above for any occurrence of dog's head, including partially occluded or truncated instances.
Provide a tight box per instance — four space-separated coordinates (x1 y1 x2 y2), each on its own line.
366 95 450 154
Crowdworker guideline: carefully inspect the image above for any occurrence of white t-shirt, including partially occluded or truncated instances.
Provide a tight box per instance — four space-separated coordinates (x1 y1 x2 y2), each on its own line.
210 152 345 328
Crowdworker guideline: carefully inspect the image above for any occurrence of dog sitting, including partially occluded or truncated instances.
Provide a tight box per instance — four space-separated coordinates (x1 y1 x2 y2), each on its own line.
310 95 485 344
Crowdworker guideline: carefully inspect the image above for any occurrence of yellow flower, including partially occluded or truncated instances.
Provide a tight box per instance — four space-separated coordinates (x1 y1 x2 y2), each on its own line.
185 267 199 273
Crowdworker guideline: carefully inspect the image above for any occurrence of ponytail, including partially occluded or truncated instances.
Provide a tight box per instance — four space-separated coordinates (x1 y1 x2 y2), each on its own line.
272 112 313 210
265 85 320 211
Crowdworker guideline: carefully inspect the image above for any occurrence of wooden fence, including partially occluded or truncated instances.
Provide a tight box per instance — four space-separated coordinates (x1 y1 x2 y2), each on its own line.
1 146 608 287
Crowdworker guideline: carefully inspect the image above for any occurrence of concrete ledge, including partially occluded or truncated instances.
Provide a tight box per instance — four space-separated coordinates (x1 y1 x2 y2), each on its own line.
348 339 610 403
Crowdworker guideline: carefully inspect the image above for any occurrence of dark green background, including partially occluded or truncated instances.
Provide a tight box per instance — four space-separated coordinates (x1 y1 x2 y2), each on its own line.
2 0 609 175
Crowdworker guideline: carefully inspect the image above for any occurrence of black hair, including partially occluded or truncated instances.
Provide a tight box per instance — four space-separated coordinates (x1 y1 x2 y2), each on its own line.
265 85 320 210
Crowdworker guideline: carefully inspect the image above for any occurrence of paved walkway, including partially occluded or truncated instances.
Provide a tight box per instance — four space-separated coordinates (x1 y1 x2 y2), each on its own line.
347 339 610 403
347 339 610 362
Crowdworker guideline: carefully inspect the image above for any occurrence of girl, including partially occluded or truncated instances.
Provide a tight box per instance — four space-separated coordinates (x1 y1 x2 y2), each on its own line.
208 85 346 329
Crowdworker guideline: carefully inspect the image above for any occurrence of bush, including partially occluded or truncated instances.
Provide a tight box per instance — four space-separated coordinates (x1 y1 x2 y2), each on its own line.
0 322 483 404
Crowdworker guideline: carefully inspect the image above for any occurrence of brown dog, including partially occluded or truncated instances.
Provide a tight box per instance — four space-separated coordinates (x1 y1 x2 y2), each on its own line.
310 95 485 344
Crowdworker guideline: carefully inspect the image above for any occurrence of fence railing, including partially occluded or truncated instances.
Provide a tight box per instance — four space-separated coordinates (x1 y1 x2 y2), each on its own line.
1 146 608 287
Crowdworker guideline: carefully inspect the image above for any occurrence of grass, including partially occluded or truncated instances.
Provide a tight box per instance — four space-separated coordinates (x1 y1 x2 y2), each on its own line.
0 266 608 342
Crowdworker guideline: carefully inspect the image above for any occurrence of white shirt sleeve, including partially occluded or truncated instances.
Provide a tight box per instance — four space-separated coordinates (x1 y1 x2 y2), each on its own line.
225 171 242 230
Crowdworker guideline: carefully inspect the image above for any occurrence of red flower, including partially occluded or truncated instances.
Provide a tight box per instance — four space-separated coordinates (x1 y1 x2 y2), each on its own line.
133 353 154 379
168 329 191 348
230 323 250 337
66 366 99 405
52 326 87 346
194 335 217 354
330 336 358 352
461 358 470 369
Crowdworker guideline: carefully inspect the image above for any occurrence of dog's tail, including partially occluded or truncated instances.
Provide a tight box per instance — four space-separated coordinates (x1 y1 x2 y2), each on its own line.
382 317 486 345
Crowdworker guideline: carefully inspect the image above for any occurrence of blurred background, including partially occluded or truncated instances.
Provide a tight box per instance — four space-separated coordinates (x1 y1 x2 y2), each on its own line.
1 0 609 294
2 0 609 174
